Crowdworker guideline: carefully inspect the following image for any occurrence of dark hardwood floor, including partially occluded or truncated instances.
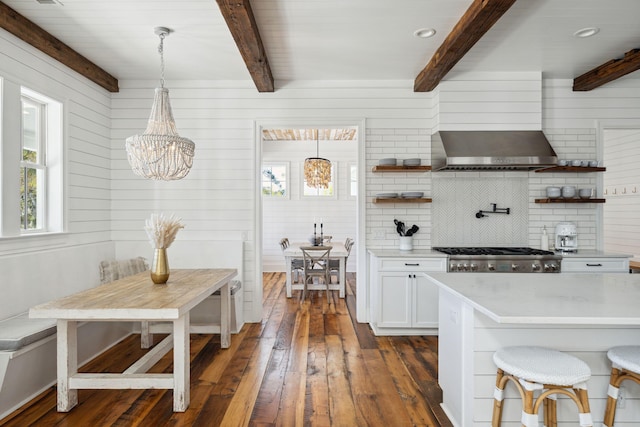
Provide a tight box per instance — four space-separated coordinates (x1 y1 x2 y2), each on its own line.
0 273 451 426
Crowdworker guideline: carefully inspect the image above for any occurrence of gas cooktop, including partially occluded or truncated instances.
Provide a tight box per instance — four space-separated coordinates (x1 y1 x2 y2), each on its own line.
433 247 555 256
432 247 561 273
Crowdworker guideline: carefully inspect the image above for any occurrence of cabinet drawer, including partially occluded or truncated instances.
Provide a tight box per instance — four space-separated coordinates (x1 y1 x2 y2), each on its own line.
562 258 629 273
379 258 447 272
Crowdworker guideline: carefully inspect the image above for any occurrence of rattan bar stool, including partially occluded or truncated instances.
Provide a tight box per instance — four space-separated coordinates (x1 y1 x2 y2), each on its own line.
603 346 640 427
492 346 593 427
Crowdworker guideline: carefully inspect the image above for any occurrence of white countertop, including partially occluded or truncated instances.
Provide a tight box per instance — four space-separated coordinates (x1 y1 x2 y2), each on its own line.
425 272 640 325
367 249 448 258
558 250 631 258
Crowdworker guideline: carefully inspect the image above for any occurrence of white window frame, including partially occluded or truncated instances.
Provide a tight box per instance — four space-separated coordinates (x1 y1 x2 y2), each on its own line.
347 162 357 198
261 162 290 199
301 160 337 198
18 86 63 236
20 95 47 232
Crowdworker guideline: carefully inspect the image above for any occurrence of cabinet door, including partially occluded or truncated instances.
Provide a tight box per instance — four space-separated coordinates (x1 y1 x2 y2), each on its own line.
378 272 411 327
413 274 439 328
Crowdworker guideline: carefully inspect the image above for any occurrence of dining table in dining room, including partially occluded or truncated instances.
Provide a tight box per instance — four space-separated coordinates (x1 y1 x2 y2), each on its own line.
29 268 236 413
283 241 348 298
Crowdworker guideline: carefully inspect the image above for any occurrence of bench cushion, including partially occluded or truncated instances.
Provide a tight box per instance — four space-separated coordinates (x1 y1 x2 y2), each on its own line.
0 313 57 351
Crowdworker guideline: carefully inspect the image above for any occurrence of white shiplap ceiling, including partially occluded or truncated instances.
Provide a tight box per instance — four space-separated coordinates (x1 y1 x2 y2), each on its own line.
2 0 640 87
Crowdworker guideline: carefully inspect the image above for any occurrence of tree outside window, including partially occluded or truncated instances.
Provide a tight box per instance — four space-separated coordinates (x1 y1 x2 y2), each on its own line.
262 163 289 198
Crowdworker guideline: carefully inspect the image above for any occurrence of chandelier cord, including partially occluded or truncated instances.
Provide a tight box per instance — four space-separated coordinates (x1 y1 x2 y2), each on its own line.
158 33 165 89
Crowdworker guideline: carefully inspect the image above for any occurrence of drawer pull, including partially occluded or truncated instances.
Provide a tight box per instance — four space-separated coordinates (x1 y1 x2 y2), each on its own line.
586 263 603 267
405 263 420 266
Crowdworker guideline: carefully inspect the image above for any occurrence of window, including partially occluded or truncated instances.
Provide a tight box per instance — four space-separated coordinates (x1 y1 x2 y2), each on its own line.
348 163 357 197
262 163 289 198
302 161 336 197
17 87 63 235
20 96 46 231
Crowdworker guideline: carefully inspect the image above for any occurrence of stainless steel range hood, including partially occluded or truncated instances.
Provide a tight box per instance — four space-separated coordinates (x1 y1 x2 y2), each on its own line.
431 130 557 171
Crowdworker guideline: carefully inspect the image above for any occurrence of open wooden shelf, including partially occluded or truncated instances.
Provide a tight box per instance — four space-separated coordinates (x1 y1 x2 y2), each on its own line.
372 165 431 172
373 197 432 204
535 166 606 173
535 198 605 204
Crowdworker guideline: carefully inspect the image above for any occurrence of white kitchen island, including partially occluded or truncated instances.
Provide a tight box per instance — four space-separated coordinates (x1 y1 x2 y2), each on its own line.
425 272 640 427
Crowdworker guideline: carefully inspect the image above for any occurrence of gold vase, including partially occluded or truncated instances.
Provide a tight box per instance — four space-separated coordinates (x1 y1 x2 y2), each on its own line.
150 248 170 284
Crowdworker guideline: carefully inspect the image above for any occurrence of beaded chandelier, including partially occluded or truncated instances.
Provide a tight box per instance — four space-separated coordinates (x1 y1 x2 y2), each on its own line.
304 131 331 189
125 27 195 180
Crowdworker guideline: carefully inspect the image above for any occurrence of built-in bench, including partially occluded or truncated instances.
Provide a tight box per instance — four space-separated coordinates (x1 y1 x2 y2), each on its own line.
0 312 58 391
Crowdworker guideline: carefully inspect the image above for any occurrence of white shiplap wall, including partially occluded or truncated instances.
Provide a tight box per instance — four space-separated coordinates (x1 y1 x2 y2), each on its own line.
110 80 433 322
603 129 640 257
435 71 543 131
0 29 114 316
0 29 121 419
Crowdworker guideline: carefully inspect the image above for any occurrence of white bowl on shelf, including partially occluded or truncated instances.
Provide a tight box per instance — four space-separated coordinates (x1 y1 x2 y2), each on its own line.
546 186 561 198
579 188 593 199
571 160 582 167
378 158 397 166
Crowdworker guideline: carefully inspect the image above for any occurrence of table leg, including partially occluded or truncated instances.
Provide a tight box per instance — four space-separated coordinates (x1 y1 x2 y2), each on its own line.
339 257 346 298
57 319 78 411
285 256 292 297
173 313 190 412
221 280 230 348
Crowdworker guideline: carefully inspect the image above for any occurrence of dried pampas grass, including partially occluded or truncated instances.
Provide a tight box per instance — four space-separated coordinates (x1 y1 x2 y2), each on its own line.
145 213 184 249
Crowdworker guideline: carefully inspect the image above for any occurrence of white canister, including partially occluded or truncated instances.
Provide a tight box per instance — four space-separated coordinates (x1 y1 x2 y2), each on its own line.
399 236 413 251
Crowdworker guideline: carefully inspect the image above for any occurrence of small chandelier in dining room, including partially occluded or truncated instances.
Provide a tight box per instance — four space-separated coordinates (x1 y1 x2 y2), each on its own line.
125 27 195 180
304 130 332 189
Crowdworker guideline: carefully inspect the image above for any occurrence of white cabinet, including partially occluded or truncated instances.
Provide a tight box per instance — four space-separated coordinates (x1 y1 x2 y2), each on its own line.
561 256 629 273
369 254 446 336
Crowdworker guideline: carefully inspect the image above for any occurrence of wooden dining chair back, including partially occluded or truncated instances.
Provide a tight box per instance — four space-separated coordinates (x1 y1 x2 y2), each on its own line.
280 237 303 283
329 238 354 280
300 246 332 302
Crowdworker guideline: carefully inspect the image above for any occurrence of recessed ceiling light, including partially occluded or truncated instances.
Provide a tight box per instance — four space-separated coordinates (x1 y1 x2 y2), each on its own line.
414 28 436 38
573 27 600 38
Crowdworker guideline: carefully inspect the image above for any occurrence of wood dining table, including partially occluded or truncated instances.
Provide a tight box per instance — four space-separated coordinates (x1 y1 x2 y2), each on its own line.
283 242 347 298
29 268 236 412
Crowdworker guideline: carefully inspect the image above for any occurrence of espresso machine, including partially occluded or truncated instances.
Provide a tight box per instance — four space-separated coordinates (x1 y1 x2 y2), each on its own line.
555 222 578 252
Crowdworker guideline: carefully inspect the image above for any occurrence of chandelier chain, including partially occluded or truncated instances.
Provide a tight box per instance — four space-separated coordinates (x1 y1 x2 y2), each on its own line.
158 32 165 88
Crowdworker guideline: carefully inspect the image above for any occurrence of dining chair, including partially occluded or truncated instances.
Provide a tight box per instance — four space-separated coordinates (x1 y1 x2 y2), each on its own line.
329 238 353 283
99 257 152 346
280 237 303 283
300 246 332 302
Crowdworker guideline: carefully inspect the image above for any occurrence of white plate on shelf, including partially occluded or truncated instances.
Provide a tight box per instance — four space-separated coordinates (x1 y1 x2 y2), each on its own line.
401 192 424 198
378 158 397 166
376 193 398 198
402 158 421 166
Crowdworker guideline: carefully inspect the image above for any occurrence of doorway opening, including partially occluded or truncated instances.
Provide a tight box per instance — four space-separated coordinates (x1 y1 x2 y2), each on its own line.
253 119 366 320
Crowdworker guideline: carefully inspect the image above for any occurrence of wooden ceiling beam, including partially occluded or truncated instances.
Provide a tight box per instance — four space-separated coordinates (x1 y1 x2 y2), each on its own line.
414 0 517 92
573 49 640 91
216 0 274 92
0 1 118 93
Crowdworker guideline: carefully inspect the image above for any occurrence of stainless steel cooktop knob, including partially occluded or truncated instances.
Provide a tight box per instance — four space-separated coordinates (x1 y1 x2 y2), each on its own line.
470 263 478 271
450 263 457 271
532 263 541 271
544 263 557 272
457 263 464 271
511 264 519 271
488 263 495 271
462 263 469 271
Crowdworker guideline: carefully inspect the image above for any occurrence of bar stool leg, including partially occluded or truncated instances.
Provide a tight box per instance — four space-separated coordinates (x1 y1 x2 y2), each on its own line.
543 394 557 427
522 388 538 427
603 367 622 427
574 386 593 427
491 369 506 427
